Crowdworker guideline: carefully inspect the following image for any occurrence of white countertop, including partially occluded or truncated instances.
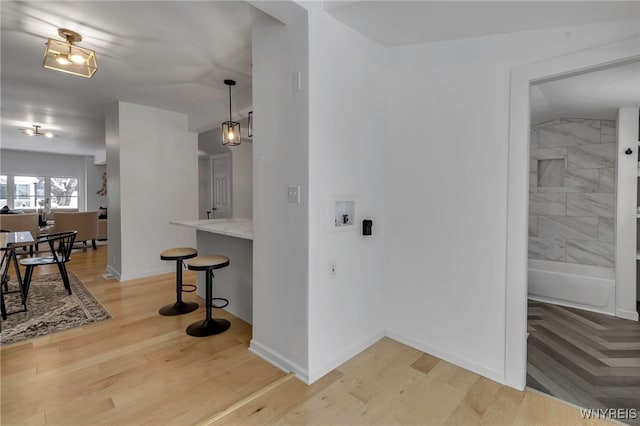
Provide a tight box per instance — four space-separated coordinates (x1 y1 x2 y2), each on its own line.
170 218 253 240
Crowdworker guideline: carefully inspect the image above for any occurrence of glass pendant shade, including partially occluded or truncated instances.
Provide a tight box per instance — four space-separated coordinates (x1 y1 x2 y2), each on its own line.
222 121 241 146
221 79 241 146
43 29 97 78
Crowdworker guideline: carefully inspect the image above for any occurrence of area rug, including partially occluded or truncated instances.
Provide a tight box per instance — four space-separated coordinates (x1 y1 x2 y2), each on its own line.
1 272 111 345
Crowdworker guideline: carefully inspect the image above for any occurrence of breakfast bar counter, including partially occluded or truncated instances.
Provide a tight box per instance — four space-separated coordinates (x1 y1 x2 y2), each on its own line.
169 219 253 323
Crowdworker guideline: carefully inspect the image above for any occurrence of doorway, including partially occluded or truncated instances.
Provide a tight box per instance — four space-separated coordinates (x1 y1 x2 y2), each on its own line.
505 37 640 390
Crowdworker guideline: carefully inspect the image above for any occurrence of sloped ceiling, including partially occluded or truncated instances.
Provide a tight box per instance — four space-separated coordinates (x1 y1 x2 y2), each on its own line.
531 60 640 125
325 1 639 47
327 1 640 125
1 1 252 158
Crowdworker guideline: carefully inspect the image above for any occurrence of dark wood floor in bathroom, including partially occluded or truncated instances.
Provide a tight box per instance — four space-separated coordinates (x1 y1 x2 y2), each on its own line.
527 300 640 424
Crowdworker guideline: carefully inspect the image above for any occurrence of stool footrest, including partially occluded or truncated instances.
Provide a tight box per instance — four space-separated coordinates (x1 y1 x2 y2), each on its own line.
181 284 197 293
212 297 229 309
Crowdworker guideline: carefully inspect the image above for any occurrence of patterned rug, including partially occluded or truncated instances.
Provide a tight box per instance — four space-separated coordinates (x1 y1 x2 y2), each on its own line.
1 272 111 345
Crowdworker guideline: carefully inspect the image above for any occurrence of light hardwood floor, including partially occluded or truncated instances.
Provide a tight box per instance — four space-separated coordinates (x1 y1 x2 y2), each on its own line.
1 247 615 425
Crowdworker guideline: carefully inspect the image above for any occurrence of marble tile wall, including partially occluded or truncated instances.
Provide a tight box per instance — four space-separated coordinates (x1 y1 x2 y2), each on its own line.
528 119 617 267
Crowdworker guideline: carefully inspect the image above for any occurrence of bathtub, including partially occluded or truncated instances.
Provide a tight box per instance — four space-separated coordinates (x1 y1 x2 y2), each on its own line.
528 259 615 315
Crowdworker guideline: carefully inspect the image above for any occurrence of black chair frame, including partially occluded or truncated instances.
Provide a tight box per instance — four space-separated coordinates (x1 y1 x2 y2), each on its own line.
1 245 28 320
1 229 29 320
21 231 77 297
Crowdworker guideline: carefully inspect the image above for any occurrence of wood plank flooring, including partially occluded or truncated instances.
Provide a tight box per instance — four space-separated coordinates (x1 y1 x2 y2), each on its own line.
527 300 640 425
1 247 617 425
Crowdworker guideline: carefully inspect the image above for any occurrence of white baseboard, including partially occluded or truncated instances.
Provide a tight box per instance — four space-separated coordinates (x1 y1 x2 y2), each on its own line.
119 266 173 282
222 307 252 325
307 332 384 384
105 265 121 281
616 308 639 321
385 328 505 385
249 339 309 383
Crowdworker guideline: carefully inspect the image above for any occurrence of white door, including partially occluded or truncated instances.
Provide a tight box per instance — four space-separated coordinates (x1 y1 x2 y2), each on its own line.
211 155 231 218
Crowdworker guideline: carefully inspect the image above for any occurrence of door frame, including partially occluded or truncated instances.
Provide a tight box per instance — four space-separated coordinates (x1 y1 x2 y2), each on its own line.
504 37 640 390
210 153 232 219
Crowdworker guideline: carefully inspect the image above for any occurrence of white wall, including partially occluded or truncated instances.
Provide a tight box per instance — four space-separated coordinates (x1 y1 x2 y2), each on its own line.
107 102 197 281
105 103 122 276
229 143 253 218
305 4 386 382
249 5 310 379
383 20 640 384
199 128 231 157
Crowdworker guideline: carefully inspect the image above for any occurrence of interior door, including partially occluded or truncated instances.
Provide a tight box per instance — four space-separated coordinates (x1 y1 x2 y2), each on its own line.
211 155 231 218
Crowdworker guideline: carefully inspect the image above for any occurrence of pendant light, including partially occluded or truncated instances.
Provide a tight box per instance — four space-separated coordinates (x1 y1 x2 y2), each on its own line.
221 79 240 146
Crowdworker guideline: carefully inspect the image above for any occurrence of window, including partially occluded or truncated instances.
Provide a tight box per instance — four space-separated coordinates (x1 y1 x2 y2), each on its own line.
50 177 78 209
1 175 81 210
0 175 7 207
14 176 44 209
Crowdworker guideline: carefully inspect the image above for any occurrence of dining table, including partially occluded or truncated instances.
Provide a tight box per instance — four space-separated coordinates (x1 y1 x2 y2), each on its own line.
1 231 34 320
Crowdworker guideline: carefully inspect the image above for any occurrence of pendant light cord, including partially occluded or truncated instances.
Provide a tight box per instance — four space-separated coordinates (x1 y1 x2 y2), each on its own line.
228 85 232 123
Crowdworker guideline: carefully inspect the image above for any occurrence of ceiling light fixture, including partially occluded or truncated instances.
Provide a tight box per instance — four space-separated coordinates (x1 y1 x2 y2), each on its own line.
20 124 56 138
43 28 97 78
221 79 240 146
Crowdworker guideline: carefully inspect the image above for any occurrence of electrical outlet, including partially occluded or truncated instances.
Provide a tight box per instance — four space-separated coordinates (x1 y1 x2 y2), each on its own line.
288 185 300 204
330 262 337 279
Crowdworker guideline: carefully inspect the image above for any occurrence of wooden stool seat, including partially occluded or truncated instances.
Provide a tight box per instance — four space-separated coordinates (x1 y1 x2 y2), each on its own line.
160 247 198 261
186 255 229 271
158 247 199 316
185 254 231 337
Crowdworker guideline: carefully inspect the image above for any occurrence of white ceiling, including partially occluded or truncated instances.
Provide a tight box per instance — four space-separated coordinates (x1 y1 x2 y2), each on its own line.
1 1 252 158
1 1 638 159
325 1 640 47
531 60 640 125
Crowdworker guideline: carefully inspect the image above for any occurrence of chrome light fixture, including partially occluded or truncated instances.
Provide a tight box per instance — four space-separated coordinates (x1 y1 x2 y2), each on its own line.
43 28 97 78
221 79 240 146
20 124 56 138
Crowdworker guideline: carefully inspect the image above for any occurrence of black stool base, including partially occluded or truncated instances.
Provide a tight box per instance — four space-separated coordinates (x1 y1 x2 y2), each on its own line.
159 301 199 316
186 318 230 337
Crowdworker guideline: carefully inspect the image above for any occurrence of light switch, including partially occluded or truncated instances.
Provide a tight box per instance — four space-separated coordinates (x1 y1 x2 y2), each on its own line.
288 185 300 204
292 71 302 91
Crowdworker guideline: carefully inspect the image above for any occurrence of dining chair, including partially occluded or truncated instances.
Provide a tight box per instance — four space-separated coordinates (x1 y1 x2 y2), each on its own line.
1 230 30 319
20 231 77 297
1 230 9 293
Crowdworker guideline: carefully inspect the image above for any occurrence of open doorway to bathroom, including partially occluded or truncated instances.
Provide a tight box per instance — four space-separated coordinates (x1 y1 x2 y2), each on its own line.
525 60 640 417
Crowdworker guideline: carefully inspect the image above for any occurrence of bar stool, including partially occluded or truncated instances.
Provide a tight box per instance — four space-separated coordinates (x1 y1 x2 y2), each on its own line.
185 254 230 337
159 247 199 316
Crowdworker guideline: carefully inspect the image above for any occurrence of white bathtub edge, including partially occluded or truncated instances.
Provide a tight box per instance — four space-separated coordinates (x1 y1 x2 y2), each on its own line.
528 260 615 316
